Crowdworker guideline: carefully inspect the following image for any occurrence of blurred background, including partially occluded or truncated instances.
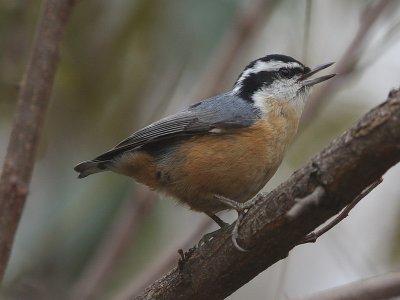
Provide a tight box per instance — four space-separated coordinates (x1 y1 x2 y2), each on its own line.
1 0 400 299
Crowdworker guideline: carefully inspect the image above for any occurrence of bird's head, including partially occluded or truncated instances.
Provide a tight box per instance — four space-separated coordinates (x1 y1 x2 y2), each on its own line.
233 54 335 112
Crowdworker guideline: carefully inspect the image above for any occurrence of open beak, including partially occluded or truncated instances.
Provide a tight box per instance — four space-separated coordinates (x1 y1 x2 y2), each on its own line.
299 62 336 86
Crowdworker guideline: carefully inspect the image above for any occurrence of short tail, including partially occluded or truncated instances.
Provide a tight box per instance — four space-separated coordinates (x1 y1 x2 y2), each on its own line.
74 160 109 178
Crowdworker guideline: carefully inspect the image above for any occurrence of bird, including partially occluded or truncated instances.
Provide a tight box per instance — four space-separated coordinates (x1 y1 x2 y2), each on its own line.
74 54 335 251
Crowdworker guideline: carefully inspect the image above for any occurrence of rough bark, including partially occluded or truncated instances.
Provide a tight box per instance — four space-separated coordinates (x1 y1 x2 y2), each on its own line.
134 88 400 300
0 0 75 281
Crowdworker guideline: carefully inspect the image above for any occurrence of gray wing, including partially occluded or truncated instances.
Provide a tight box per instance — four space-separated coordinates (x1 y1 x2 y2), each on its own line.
93 93 261 161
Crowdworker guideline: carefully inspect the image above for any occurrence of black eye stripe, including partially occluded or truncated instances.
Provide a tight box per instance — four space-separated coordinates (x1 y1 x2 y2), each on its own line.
237 71 274 100
257 71 276 82
235 66 306 101
279 68 290 77
279 67 304 78
292 67 304 74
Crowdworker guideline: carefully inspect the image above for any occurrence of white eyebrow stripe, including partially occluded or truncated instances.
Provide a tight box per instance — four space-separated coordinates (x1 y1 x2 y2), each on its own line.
246 61 301 74
237 61 302 84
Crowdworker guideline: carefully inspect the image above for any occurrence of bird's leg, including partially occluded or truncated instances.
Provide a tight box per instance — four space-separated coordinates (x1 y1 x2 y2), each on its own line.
207 212 229 228
214 194 260 252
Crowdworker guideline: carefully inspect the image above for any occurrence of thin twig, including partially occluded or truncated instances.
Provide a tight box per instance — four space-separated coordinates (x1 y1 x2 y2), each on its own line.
299 178 383 244
0 0 75 282
302 0 312 63
292 272 400 300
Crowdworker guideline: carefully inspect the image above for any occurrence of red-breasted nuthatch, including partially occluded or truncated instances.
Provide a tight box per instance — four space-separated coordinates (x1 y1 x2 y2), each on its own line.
75 54 335 251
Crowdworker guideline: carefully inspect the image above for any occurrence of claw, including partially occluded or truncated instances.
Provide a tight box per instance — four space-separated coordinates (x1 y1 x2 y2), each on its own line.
231 215 249 252
214 194 258 251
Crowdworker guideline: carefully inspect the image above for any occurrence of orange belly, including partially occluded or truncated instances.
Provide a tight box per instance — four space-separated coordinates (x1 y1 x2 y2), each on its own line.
117 118 297 213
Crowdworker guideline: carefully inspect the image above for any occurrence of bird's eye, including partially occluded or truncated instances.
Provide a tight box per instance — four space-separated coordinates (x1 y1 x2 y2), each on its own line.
279 68 291 78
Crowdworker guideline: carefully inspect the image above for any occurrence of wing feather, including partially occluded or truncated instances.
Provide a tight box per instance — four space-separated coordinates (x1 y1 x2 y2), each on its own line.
92 93 261 162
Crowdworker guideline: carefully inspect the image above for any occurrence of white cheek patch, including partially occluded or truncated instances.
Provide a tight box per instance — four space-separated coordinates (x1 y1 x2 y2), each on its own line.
251 80 309 114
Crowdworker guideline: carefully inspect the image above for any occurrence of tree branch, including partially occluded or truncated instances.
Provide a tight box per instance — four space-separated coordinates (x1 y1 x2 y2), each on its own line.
0 0 75 281
292 272 400 300
134 88 400 300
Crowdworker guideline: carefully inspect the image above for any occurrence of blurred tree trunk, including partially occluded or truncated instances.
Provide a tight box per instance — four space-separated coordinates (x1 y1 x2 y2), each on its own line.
0 0 75 281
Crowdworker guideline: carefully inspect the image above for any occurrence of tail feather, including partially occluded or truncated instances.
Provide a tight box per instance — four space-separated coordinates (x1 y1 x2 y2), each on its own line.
74 160 109 178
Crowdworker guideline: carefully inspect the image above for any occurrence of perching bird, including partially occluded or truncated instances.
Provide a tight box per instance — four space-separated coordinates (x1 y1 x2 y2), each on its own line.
75 54 335 250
